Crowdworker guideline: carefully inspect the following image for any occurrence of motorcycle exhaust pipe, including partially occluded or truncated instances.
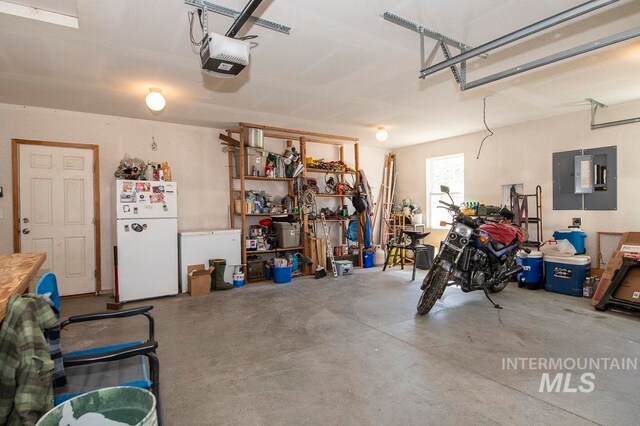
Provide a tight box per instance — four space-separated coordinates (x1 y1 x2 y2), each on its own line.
498 265 524 281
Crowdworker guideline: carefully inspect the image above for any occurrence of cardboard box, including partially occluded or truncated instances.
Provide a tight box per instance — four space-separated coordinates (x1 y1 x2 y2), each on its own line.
613 268 640 303
592 232 640 306
188 264 213 296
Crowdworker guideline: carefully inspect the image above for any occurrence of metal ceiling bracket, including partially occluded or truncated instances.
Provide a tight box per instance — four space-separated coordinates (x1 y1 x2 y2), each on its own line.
384 12 483 83
461 27 640 91
439 41 461 84
420 0 620 78
588 98 640 130
184 0 290 35
383 12 476 51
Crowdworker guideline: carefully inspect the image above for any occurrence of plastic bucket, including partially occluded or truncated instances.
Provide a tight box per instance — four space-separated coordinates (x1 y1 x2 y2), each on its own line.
36 386 157 426
273 266 292 284
363 252 374 268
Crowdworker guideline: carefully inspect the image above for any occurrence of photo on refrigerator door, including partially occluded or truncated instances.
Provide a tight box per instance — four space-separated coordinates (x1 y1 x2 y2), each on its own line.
120 191 136 203
136 182 150 192
150 193 165 204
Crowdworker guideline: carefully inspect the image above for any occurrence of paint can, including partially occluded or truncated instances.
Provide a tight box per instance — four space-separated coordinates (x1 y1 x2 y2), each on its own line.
233 272 245 288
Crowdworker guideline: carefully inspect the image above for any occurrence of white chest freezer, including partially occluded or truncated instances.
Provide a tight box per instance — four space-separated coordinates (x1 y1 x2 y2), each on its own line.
178 229 242 293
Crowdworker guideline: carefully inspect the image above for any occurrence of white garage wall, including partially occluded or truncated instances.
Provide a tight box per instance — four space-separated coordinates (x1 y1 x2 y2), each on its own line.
393 105 640 267
0 103 229 292
0 103 387 290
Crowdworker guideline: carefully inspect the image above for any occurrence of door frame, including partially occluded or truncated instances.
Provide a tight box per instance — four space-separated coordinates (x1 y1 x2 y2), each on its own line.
11 139 102 293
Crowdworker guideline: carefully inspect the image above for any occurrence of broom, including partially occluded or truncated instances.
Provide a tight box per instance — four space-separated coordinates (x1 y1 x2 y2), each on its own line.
313 222 327 279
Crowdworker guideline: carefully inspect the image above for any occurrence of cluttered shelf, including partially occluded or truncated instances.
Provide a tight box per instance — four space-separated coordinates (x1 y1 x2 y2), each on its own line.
315 194 348 198
245 245 305 254
234 176 294 182
306 168 356 175
234 213 298 217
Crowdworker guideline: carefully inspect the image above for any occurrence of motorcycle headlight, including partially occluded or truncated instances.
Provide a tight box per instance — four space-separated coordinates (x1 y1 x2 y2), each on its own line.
453 223 473 238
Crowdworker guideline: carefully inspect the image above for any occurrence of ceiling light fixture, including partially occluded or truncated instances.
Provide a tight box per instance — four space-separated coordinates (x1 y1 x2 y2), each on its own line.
145 88 166 112
376 127 388 142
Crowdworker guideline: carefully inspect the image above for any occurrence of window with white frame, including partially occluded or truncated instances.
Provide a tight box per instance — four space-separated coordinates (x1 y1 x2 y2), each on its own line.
426 153 464 229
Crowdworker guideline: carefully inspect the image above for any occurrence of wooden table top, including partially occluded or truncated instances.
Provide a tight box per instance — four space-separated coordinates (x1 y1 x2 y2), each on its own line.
0 252 46 321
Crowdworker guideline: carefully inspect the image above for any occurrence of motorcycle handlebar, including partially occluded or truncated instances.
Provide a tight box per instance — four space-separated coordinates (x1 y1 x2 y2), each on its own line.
438 200 459 211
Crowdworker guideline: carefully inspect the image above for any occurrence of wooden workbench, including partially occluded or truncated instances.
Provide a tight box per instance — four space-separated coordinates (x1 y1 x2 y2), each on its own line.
0 252 46 321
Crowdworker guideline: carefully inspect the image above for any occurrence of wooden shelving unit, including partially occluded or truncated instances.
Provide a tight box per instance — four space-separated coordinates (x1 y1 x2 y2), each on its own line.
224 123 360 283
302 135 362 267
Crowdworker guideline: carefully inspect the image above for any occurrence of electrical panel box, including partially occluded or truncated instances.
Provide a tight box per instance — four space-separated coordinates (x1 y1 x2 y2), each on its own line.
553 150 583 210
553 146 617 211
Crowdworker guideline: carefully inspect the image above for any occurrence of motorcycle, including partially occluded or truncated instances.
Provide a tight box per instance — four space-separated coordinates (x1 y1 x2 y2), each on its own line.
417 185 529 315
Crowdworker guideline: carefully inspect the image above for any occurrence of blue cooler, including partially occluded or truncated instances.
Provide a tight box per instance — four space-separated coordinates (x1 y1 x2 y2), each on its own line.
553 229 587 254
544 255 591 296
516 250 544 290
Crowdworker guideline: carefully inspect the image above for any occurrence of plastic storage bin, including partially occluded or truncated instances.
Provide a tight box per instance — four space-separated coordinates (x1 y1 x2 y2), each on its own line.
553 229 587 254
416 245 436 270
335 260 354 276
544 255 591 296
516 250 544 289
273 222 301 248
247 259 266 280
273 266 292 284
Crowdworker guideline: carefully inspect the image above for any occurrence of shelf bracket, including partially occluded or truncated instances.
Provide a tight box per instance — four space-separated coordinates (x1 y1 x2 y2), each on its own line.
588 97 640 130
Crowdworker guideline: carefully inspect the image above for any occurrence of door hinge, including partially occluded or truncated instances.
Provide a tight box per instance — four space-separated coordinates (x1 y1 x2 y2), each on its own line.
94 269 97 278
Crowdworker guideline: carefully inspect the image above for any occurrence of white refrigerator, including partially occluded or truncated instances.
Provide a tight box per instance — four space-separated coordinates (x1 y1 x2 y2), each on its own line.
178 229 241 293
116 180 178 302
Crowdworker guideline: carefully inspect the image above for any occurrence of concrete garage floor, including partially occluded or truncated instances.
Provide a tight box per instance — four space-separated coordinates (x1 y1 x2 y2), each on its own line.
61 267 640 425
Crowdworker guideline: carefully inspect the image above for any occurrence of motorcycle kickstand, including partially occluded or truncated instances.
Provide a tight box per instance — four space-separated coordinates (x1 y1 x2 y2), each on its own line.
482 284 503 310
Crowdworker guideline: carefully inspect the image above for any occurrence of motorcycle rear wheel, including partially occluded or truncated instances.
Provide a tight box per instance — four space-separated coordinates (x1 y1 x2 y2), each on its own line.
417 266 448 315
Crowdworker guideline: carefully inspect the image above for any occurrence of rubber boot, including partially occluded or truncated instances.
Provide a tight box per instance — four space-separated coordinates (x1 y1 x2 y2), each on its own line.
209 259 233 291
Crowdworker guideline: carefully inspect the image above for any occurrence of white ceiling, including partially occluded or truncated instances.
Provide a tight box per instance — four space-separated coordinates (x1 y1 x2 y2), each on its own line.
0 0 639 146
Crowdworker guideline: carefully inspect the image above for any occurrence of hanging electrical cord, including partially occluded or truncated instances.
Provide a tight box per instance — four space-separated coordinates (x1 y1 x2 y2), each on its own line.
476 97 494 160
188 9 205 46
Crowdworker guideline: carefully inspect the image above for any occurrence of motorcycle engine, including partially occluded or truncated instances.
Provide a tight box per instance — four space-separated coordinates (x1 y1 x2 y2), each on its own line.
472 271 487 287
470 250 492 290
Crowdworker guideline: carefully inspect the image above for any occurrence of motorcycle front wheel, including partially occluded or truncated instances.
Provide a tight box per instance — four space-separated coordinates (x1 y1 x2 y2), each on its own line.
417 266 448 315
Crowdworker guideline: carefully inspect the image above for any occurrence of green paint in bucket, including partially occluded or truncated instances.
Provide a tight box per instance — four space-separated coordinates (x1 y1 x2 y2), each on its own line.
36 386 157 426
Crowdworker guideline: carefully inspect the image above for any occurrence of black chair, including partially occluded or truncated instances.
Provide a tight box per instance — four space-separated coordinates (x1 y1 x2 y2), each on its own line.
383 229 430 280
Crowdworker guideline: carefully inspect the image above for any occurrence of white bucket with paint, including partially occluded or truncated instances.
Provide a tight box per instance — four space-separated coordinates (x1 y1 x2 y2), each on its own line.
36 386 157 426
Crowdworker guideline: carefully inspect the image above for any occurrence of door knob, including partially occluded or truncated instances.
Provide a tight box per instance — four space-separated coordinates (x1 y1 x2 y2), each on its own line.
22 229 30 234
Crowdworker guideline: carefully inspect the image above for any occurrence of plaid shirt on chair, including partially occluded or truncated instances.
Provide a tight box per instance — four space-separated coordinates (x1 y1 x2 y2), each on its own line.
0 294 57 426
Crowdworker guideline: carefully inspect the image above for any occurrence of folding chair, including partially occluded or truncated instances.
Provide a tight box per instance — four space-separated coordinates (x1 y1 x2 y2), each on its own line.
35 273 162 425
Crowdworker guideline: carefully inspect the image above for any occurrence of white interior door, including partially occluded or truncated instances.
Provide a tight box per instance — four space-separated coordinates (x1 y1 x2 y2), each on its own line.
19 144 96 296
